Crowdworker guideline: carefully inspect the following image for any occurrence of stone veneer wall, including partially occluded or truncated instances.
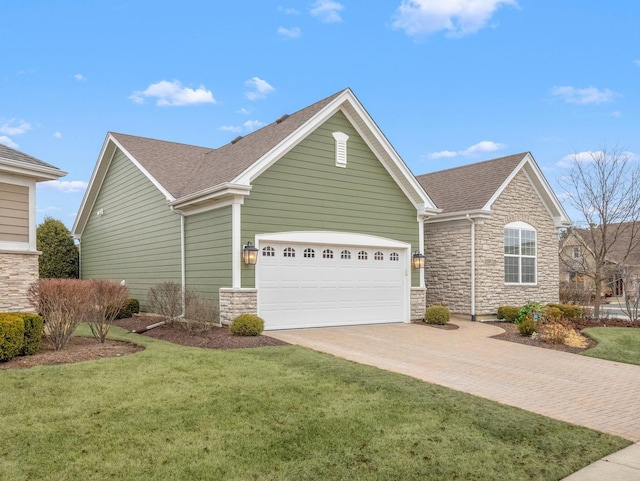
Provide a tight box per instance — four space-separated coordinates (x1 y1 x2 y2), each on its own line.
410 287 426 320
473 170 559 314
0 250 39 311
424 221 472 314
219 288 257 325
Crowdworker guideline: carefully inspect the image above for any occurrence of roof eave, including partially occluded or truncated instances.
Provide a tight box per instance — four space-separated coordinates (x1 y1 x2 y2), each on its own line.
426 209 493 224
0 158 66 181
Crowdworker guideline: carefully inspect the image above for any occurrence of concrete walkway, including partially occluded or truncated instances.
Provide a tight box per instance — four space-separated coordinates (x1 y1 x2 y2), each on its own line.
268 319 640 479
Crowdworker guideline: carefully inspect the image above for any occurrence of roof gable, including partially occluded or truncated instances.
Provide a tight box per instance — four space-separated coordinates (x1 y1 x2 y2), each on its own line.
0 144 66 181
417 152 571 227
74 88 437 236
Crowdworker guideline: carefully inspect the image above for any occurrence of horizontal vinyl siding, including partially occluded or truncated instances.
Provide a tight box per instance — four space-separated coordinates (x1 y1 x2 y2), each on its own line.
185 207 232 306
242 111 419 288
0 183 29 242
80 150 181 308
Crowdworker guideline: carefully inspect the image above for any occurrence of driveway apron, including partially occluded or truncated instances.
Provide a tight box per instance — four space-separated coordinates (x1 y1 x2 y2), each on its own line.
268 320 640 442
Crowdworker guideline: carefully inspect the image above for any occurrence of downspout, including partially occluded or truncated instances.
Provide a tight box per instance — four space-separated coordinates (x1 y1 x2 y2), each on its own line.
466 214 476 322
170 206 187 318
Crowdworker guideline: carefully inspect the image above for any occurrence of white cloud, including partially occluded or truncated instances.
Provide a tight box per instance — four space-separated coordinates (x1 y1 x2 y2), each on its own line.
392 0 517 38
237 107 250 115
278 26 302 38
0 118 31 136
219 125 242 133
37 206 61 214
279 6 300 15
0 136 19 149
426 140 506 160
129 80 216 106
550 86 618 105
310 0 344 23
634 59 640 67
462 140 505 156
611 111 621 118
427 150 458 160
74 73 87 81
40 180 89 193
53 131 62 138
556 150 639 168
244 77 275 101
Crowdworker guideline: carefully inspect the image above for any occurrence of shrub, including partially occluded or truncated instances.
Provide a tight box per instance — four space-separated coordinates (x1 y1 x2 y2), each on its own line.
18 313 44 356
540 320 571 345
36 216 79 279
563 329 588 348
544 306 563 323
116 298 140 319
147 282 184 325
546 303 583 320
230 314 264 336
29 279 92 350
0 313 25 361
517 316 537 336
497 306 520 323
86 280 129 343
424 305 450 325
516 302 544 324
559 281 591 305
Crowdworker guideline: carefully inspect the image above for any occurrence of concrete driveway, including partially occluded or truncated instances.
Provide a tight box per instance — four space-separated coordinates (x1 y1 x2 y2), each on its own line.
268 319 640 442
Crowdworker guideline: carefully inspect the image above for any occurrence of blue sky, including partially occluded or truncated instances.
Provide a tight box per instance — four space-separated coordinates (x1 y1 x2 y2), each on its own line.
2 1 639 228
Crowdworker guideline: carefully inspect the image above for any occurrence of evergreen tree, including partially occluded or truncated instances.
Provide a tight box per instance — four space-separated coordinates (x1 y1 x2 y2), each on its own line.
36 216 79 279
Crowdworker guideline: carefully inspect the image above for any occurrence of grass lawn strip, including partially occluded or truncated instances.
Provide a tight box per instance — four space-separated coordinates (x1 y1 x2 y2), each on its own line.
0 325 630 481
582 327 640 365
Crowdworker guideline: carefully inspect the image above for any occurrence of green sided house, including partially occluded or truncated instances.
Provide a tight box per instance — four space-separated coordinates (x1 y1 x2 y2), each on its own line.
72 89 439 329
0 144 66 311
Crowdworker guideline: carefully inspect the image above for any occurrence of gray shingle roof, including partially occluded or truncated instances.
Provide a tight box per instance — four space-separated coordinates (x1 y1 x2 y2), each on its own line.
111 89 346 199
0 143 61 171
416 152 528 214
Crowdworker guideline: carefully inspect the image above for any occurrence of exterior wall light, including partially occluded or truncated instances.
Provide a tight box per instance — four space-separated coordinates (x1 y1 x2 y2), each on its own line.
243 241 258 265
412 251 426 269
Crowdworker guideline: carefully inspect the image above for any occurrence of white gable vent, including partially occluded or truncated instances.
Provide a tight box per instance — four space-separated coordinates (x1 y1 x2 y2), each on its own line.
332 132 349 168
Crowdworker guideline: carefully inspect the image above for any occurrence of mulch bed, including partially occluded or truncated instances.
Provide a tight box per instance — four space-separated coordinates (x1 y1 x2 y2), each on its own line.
490 322 595 354
413 320 460 330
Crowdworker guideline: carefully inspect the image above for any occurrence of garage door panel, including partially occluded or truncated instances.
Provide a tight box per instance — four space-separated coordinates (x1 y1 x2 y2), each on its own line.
257 239 408 330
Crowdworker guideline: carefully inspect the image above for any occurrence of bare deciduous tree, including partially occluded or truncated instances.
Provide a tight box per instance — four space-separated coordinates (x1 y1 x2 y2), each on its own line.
559 146 640 319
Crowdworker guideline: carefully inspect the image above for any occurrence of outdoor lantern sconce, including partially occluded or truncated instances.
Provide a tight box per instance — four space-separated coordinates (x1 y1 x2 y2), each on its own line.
412 251 426 269
243 241 259 265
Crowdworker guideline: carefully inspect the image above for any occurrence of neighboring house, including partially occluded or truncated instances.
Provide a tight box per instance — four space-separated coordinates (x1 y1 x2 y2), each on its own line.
560 223 640 298
72 89 571 328
416 153 571 319
0 144 66 311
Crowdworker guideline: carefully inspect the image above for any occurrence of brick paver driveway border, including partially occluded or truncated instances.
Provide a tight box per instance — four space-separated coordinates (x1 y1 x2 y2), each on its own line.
268 320 640 441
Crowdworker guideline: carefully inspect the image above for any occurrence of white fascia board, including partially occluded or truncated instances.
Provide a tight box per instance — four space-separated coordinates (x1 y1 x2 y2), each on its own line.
231 89 436 214
72 134 175 237
425 210 493 224
482 153 572 228
256 231 411 249
0 158 66 181
170 183 252 214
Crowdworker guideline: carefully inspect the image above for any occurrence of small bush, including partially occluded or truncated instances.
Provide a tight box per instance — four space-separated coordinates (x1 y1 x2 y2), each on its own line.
147 282 183 325
540 320 571 345
424 305 450 325
563 329 588 348
516 302 544 324
497 306 520 323
0 313 25 361
544 306 563 323
546 303 583 320
19 313 44 356
517 316 537 336
230 314 264 336
185 293 219 325
116 298 140 319
86 280 129 343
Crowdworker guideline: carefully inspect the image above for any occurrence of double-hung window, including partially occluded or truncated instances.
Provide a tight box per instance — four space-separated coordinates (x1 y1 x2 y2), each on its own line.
504 222 536 284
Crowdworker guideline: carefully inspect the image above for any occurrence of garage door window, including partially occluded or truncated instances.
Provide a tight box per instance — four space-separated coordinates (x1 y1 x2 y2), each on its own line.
341 250 351 259
262 246 275 257
323 249 334 259
374 251 384 261
304 248 315 258
390 252 399 261
283 247 295 258
358 251 368 260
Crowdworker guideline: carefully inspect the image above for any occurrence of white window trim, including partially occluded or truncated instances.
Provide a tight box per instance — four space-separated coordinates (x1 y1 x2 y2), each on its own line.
504 221 537 285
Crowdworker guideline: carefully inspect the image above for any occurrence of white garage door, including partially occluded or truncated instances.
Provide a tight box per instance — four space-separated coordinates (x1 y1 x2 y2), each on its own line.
256 232 410 330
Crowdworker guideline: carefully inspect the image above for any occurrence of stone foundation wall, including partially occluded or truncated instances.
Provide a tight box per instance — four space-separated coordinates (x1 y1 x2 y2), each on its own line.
411 287 426 320
0 250 39 312
219 288 258 325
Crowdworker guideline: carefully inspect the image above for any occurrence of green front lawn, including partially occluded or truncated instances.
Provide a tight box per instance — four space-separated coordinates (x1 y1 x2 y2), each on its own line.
582 327 640 365
0 326 629 481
